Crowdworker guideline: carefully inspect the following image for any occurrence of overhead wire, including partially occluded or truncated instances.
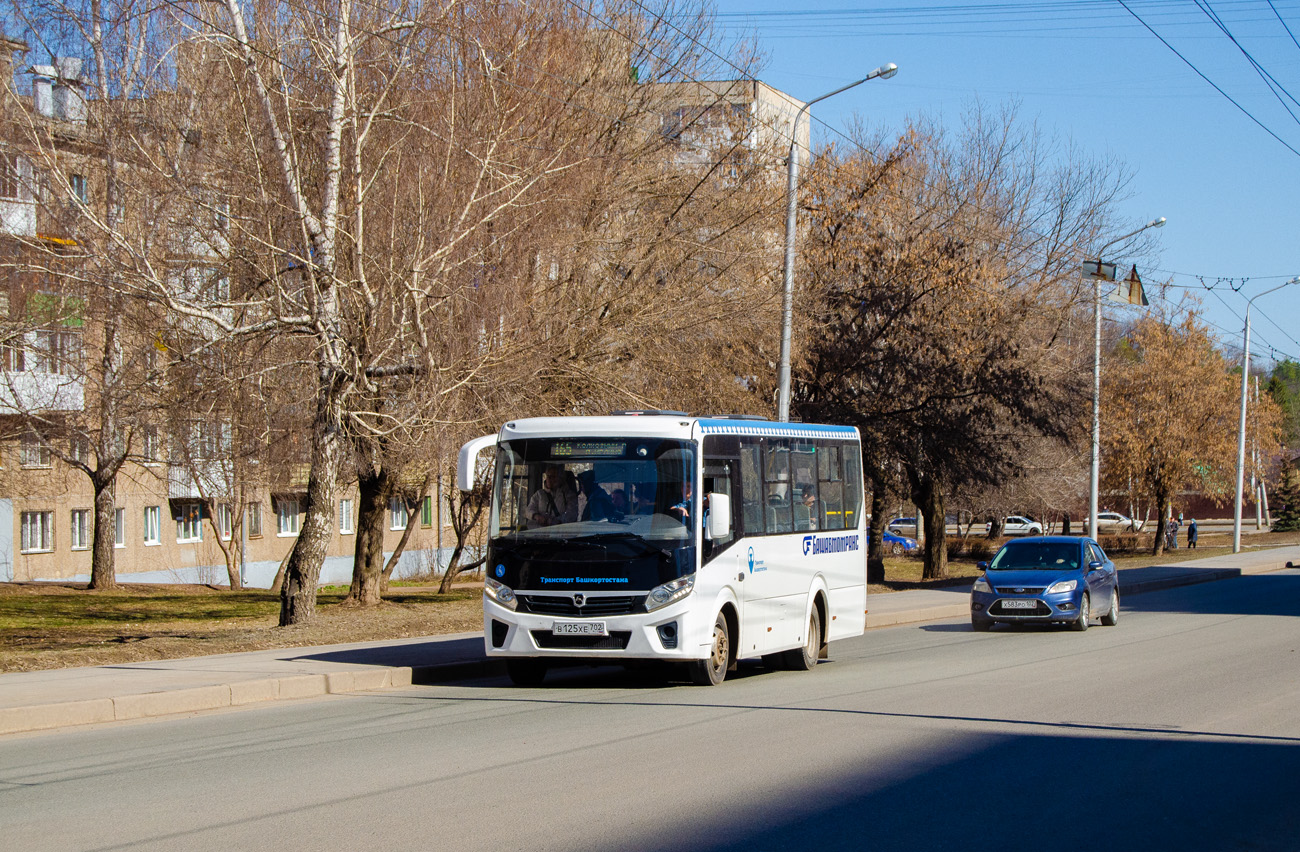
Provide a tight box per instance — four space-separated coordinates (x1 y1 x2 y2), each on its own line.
1192 0 1300 124
1113 0 1300 158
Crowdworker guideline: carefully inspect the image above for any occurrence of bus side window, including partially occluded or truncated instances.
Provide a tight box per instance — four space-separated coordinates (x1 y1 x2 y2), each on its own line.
739 440 765 536
819 445 845 531
842 443 864 528
765 440 793 534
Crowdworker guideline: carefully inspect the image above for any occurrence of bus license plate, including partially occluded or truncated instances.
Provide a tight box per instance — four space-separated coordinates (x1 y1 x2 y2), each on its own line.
1000 599 1037 609
552 621 608 636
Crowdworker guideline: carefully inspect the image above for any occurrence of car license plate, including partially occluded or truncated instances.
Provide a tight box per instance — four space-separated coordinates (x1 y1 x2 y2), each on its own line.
1000 599 1037 610
552 621 608 636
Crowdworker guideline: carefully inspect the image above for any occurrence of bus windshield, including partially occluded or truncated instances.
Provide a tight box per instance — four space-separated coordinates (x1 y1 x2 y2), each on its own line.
492 437 696 542
489 437 697 591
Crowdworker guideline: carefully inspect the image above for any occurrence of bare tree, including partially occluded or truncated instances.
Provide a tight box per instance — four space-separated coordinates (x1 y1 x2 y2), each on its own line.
796 108 1132 579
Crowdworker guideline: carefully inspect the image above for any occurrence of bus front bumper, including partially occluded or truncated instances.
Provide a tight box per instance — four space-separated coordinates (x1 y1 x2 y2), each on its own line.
483 596 706 661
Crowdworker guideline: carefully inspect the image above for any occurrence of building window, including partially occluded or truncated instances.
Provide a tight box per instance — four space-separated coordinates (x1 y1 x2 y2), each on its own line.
69 435 91 464
141 426 160 463
421 496 433 528
176 502 203 542
389 497 408 531
218 503 233 540
0 151 23 199
20 433 50 468
190 420 230 460
277 497 299 536
20 511 53 553
70 509 90 550
339 498 354 535
69 173 87 203
143 506 161 545
247 501 262 538
27 328 82 375
114 507 125 548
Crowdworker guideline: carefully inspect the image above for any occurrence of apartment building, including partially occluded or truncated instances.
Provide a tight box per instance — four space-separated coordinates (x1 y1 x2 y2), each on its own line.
0 37 455 586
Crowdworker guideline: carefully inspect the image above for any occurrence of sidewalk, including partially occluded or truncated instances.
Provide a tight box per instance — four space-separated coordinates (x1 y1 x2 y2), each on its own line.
3 546 1297 737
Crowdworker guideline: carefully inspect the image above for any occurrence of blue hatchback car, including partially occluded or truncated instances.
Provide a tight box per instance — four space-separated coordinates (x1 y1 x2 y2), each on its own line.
866 526 918 555
970 536 1119 632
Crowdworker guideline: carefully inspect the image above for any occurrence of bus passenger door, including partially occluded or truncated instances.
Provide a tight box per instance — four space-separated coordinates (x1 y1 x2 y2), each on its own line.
737 439 786 656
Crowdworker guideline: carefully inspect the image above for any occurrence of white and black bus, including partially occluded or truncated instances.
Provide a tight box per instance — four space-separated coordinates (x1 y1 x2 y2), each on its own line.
457 412 866 685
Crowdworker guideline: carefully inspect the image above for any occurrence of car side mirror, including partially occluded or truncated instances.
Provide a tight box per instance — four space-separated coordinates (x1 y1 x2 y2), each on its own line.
1087 560 1103 571
707 493 731 539
976 561 989 571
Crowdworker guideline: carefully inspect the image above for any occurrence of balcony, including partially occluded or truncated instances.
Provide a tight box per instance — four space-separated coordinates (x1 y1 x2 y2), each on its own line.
0 371 84 413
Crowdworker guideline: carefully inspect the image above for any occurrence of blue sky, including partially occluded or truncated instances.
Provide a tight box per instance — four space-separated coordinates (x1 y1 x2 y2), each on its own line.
711 0 1300 369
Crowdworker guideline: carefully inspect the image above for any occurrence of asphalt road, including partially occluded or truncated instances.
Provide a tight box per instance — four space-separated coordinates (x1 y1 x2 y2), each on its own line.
4 571 1299 852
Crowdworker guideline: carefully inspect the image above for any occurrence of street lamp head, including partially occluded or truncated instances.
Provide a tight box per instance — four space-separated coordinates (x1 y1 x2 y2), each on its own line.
1148 217 1167 229
871 63 899 80
1288 275 1300 285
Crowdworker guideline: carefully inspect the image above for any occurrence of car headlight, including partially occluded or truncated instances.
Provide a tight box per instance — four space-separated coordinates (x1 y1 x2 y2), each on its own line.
485 577 517 611
972 577 992 593
646 573 695 612
1046 579 1078 594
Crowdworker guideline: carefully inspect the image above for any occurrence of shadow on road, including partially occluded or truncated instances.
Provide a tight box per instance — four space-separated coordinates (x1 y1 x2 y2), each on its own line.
617 730 1300 852
1122 572 1300 618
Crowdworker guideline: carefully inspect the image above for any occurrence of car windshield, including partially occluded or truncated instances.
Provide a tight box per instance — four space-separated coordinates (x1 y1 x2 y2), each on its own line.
989 541 1080 571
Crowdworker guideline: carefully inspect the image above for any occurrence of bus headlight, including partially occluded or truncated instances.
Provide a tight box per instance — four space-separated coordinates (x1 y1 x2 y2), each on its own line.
646 574 695 612
485 577 517 611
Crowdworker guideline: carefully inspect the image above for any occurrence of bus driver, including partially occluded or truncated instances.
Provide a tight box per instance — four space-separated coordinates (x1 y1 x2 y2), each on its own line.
526 465 578 527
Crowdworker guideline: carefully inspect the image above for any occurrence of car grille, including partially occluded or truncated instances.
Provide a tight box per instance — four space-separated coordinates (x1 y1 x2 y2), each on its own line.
990 599 1050 616
519 595 643 617
531 630 632 650
991 586 1045 595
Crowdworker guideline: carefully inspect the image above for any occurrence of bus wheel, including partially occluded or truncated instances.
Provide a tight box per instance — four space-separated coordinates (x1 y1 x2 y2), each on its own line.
689 613 730 686
506 659 548 687
784 607 822 671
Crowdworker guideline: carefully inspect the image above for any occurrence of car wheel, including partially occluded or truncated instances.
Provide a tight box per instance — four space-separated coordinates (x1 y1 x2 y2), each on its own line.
782 606 822 671
1029 526 1042 535
689 612 730 686
1071 593 1091 632
971 617 993 632
1101 587 1120 626
890 542 903 555
506 659 548 687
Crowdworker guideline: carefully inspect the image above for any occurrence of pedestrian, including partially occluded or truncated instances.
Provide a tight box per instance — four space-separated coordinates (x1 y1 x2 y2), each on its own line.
1165 516 1178 550
1188 518 1198 549
1062 512 1071 536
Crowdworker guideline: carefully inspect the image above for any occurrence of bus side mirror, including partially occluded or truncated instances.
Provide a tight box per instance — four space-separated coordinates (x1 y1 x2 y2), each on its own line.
457 434 498 491
707 493 731 539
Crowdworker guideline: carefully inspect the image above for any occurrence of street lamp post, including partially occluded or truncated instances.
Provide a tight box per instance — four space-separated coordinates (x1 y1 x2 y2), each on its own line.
1086 217 1165 540
1232 276 1300 552
776 63 898 422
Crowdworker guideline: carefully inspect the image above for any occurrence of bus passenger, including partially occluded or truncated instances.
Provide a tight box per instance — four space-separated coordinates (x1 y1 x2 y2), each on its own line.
577 470 620 521
670 481 693 525
799 487 820 530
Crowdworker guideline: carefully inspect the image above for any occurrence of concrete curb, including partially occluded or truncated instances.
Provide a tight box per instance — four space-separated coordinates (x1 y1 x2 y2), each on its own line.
0 661 513 736
3 555 1295 737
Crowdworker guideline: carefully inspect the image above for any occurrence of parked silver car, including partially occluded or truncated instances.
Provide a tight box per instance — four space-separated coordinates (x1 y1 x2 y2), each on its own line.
886 516 918 537
1083 511 1143 534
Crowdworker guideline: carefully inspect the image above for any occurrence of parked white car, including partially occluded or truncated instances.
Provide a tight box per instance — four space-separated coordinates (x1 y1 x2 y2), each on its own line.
1083 511 1143 534
988 515 1043 537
